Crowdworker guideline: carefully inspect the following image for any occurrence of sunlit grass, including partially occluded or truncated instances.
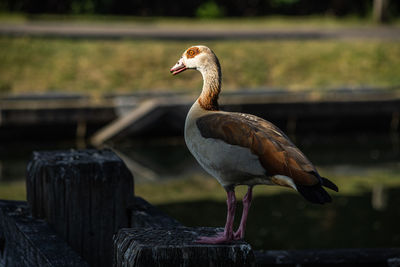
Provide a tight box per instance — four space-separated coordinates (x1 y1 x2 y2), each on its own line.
0 181 26 200
134 165 400 205
1 165 399 203
1 37 400 95
322 165 400 195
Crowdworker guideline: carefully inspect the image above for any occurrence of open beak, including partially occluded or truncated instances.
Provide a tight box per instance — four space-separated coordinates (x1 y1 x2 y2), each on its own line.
170 58 187 75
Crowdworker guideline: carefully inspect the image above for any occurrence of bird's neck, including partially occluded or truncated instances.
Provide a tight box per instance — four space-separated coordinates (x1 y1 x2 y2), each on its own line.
198 61 221 111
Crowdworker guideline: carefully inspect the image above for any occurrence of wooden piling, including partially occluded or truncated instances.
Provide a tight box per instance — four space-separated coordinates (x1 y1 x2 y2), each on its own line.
26 149 135 267
113 227 255 267
0 200 89 267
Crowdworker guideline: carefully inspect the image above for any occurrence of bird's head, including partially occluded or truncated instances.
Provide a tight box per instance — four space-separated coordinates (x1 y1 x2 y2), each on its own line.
170 45 219 75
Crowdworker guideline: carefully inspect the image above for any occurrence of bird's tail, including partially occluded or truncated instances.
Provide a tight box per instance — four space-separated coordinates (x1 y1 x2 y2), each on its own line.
296 176 338 204
321 177 339 192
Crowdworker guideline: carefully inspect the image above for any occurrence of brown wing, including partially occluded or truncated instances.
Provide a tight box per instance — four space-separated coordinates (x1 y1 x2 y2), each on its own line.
196 112 320 186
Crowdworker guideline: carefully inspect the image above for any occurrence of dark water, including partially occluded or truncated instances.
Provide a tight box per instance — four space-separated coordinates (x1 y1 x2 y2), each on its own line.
158 188 400 250
1 132 399 250
1 132 398 181
113 132 400 180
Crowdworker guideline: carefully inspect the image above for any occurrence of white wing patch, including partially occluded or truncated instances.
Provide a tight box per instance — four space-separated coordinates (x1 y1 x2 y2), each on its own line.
271 175 297 190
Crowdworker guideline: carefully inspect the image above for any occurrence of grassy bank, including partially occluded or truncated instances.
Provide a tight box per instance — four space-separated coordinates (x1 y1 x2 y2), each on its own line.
0 180 26 200
135 165 400 204
1 37 400 95
3 165 400 203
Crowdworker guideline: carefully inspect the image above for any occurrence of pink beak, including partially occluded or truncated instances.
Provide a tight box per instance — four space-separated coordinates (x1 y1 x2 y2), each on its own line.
170 58 187 75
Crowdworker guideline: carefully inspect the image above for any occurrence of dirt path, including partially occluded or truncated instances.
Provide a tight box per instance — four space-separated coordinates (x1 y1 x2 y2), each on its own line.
0 22 399 40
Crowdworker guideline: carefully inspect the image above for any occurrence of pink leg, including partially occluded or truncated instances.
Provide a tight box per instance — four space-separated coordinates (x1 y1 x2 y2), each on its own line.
196 189 236 244
234 186 253 240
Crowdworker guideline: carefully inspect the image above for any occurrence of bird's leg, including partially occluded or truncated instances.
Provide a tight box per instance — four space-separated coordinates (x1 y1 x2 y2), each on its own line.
234 186 253 240
222 190 236 238
195 188 236 244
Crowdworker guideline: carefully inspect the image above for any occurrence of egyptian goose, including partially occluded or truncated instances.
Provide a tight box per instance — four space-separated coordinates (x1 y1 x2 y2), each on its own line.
170 45 338 244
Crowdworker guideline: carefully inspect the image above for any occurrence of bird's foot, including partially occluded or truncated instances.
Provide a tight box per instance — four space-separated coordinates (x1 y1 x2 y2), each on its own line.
195 231 234 244
233 229 244 240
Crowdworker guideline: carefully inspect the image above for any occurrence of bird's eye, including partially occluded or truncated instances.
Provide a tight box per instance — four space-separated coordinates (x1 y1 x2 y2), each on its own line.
186 47 200 58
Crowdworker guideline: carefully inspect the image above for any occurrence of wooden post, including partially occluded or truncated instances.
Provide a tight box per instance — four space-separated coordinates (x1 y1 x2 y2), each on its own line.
0 200 89 267
113 227 255 267
373 0 389 23
26 149 134 267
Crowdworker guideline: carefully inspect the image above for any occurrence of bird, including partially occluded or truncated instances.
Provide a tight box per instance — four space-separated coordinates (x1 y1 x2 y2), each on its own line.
170 45 338 244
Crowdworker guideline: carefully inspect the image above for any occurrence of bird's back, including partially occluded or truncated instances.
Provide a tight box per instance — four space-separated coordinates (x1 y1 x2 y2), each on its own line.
185 102 338 203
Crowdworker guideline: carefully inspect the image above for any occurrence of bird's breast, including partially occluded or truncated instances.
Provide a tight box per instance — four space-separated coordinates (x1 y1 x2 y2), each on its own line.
184 102 268 187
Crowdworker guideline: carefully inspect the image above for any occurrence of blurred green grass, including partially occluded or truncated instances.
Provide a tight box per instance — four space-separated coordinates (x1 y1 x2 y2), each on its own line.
3 165 399 203
135 166 400 204
0 181 26 200
1 37 400 95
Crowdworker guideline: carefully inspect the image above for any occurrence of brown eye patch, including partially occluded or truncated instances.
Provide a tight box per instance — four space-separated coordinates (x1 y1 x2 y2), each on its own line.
186 47 200 58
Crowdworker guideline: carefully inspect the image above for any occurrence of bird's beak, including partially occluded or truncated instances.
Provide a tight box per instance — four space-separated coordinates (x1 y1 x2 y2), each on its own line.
170 58 187 75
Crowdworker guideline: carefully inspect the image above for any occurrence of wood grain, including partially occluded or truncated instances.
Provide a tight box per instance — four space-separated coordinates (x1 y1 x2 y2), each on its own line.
26 149 134 267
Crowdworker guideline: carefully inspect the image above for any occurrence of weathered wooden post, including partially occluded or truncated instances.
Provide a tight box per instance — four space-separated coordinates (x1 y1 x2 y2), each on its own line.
0 200 89 267
113 227 255 267
26 149 134 267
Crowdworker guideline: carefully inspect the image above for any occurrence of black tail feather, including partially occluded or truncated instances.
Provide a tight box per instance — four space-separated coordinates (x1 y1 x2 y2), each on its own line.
296 184 332 204
321 177 339 192
309 171 339 193
295 172 338 204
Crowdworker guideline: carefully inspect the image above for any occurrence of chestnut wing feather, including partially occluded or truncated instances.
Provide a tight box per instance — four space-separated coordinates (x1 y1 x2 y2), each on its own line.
196 112 319 186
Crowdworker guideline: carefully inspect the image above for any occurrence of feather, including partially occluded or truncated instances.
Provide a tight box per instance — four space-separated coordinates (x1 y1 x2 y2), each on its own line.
196 112 320 186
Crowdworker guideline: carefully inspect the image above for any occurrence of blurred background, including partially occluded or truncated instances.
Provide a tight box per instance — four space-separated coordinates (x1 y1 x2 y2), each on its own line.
0 0 400 250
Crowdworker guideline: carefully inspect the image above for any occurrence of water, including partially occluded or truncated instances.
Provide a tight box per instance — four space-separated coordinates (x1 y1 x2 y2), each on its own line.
158 187 400 250
0 132 399 249
114 132 400 180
